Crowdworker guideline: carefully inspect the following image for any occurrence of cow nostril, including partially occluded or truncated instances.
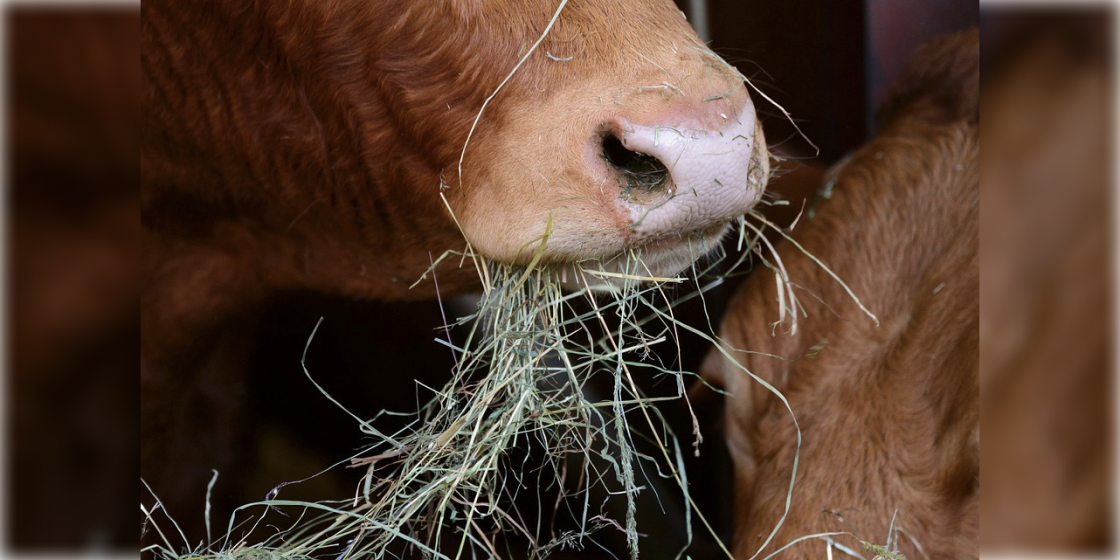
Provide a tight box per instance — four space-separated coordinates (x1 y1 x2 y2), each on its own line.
601 134 670 194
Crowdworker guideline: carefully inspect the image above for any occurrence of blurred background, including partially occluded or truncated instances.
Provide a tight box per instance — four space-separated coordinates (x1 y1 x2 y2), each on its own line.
9 0 1114 558
5 3 137 557
978 5 1115 557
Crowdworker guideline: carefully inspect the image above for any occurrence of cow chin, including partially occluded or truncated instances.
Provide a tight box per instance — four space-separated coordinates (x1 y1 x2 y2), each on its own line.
550 220 732 292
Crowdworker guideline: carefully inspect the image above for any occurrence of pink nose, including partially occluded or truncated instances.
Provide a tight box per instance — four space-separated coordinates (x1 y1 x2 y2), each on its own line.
603 100 765 241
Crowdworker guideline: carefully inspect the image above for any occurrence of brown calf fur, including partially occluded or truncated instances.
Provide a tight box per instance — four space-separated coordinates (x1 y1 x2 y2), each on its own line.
142 0 769 545
701 31 978 558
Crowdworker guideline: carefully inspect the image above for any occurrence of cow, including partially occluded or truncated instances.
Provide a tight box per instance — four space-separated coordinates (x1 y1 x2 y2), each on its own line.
700 30 978 559
141 0 769 546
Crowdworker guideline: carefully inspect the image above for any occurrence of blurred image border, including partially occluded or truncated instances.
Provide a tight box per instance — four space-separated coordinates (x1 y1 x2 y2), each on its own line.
980 0 1120 559
0 1 137 559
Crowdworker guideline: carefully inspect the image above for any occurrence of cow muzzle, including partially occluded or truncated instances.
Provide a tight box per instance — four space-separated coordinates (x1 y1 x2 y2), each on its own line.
454 81 769 284
594 99 769 278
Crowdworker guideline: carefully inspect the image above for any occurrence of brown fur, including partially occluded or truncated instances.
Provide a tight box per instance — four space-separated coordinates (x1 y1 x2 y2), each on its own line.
142 0 764 543
701 31 978 558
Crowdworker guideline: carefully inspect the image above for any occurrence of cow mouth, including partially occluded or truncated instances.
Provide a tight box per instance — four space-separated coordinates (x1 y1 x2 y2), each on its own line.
551 220 732 290
626 221 732 274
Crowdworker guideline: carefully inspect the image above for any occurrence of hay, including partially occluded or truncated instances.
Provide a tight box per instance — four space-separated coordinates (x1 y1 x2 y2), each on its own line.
141 230 733 560
140 195 881 560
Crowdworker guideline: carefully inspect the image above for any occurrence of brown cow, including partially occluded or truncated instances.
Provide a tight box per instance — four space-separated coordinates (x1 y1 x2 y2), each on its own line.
142 0 768 545
701 31 978 558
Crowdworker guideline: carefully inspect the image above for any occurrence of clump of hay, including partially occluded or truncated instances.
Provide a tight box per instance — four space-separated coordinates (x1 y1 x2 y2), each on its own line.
142 217 730 559
141 205 876 560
